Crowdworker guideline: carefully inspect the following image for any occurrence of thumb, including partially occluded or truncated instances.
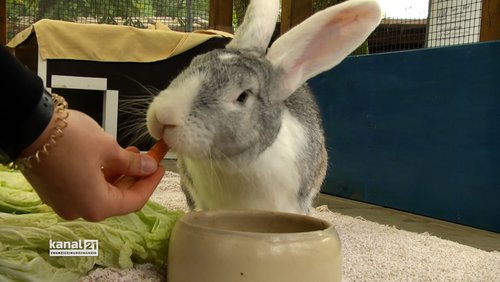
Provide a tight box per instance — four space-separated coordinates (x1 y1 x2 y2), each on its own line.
108 148 159 177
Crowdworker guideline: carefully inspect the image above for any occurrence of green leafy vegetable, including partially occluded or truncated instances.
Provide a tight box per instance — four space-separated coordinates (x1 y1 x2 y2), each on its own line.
0 165 182 281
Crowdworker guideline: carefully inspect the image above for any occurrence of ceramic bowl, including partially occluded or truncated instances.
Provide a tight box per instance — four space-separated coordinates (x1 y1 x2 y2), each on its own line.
167 209 342 282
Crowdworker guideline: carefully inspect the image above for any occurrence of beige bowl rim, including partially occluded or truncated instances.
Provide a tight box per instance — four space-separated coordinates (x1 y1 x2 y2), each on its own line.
173 209 336 240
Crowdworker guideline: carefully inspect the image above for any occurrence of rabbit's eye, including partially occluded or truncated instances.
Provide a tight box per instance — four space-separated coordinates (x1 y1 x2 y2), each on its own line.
236 91 250 104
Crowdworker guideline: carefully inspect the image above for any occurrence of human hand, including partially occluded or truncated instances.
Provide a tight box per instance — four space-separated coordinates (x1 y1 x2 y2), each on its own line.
20 109 165 221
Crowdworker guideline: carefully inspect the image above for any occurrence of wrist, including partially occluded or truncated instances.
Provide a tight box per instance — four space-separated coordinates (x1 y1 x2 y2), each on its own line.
19 106 59 158
13 94 69 170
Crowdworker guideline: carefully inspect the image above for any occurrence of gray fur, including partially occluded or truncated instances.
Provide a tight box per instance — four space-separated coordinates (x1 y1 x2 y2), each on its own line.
170 48 327 213
148 0 381 214
285 85 328 211
178 49 283 160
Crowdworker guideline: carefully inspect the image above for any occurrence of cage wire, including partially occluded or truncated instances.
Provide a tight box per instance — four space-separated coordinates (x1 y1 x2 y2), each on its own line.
427 0 483 47
232 0 281 32
6 0 485 54
314 0 484 54
233 0 249 30
6 0 210 41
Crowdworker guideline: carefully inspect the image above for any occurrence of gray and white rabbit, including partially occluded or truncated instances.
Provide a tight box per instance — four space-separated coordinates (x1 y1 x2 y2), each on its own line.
147 0 382 214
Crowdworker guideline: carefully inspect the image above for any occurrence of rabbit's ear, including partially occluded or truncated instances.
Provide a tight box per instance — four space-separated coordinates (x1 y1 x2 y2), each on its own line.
226 0 280 54
267 0 382 100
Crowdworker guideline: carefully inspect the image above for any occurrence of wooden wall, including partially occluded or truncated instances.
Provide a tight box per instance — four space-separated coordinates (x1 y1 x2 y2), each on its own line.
481 0 500 41
0 0 6 45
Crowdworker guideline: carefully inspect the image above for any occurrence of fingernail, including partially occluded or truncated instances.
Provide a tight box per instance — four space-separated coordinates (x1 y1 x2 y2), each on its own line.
141 156 158 174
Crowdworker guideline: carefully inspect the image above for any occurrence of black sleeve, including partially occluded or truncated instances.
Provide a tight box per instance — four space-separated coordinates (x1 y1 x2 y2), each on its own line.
0 45 53 164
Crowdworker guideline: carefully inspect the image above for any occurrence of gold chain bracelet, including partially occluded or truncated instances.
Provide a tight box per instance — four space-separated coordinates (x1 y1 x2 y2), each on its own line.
10 93 69 170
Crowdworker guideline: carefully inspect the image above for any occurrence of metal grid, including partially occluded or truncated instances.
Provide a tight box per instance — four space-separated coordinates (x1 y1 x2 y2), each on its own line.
6 0 210 42
313 0 342 12
313 0 484 54
6 1 486 54
232 0 281 31
233 0 249 29
427 0 483 47
369 18 427 53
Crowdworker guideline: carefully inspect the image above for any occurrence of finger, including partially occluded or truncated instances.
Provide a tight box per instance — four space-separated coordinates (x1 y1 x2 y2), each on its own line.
101 167 119 183
103 147 152 182
106 166 166 215
125 146 140 153
102 163 128 183
104 147 158 178
55 166 164 222
49 203 80 221
72 167 161 222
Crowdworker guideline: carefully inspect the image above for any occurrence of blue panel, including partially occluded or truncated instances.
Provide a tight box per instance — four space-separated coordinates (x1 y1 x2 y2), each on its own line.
308 42 500 232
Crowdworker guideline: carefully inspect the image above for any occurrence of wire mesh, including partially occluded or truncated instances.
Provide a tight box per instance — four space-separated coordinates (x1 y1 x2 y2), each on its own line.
427 0 483 47
6 0 486 54
6 0 210 41
233 0 249 29
313 0 342 12
313 0 483 54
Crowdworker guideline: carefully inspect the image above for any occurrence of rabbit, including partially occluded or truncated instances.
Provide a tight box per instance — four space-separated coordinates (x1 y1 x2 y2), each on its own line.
146 0 382 214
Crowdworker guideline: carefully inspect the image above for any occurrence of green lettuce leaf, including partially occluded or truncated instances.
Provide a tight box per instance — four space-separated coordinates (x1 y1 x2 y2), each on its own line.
0 165 182 281
0 167 52 214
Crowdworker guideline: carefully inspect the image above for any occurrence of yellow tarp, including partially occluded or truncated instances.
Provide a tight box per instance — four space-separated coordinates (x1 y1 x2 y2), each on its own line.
7 19 233 63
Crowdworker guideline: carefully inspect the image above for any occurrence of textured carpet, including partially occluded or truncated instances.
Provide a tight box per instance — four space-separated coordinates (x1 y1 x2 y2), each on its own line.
85 171 500 281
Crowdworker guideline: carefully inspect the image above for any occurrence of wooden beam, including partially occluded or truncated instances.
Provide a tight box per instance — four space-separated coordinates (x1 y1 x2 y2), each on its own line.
0 0 6 45
480 0 500 41
281 0 313 35
209 0 234 33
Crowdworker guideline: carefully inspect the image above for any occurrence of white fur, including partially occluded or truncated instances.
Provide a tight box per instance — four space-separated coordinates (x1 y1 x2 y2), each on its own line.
226 0 280 52
146 72 203 139
266 0 382 99
218 53 238 61
147 0 382 214
184 109 307 213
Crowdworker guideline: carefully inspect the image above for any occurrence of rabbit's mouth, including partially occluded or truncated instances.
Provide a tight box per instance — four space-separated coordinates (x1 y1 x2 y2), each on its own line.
160 123 214 160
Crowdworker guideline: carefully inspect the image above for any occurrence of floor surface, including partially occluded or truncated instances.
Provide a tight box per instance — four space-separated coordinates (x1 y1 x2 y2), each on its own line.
162 159 500 252
315 194 500 252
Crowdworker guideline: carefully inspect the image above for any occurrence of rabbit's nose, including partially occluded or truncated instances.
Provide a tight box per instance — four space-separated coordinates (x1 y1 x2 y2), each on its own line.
147 98 185 139
155 106 183 128
148 73 200 131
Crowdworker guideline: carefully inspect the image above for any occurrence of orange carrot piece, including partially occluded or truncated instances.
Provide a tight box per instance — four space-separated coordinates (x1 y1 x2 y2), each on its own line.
147 139 170 162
